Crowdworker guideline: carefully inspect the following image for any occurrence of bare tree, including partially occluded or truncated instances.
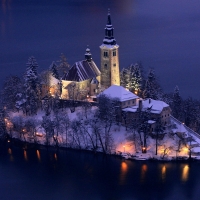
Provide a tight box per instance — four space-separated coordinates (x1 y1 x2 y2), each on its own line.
155 118 164 155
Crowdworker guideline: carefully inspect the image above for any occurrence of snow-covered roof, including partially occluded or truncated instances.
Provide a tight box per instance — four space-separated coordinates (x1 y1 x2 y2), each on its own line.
192 147 200 153
100 44 119 49
148 120 156 124
142 99 169 114
49 74 59 86
62 60 100 82
176 124 188 134
122 106 138 112
122 98 169 114
100 85 139 102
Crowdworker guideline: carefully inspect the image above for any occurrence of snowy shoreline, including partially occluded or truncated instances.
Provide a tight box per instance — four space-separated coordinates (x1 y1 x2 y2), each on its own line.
4 102 200 162
3 136 199 162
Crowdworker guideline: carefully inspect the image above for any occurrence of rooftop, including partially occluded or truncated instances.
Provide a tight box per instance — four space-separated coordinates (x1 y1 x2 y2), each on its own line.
100 85 139 102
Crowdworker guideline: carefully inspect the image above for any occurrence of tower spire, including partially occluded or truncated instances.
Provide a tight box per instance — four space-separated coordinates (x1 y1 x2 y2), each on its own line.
103 9 116 45
107 8 111 25
85 45 92 62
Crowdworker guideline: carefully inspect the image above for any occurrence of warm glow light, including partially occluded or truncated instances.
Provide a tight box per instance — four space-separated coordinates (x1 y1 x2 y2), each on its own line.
182 147 189 153
141 164 148 182
123 145 125 153
7 140 10 143
24 150 28 161
121 161 128 172
54 153 57 161
36 150 41 161
161 165 166 181
119 161 128 185
8 148 12 155
182 165 189 182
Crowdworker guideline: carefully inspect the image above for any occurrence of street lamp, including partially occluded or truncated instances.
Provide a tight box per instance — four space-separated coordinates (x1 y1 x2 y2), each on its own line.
123 145 125 153
142 146 147 153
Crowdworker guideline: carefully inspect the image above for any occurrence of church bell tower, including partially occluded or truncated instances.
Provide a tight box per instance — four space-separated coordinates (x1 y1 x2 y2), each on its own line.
100 9 120 88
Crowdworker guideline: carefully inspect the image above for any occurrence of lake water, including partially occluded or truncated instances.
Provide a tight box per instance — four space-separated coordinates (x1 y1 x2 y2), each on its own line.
0 141 200 200
1 0 200 98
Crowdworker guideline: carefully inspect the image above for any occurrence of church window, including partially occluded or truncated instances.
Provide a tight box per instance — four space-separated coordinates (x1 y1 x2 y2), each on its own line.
104 52 108 57
104 64 107 69
113 64 116 67
113 51 116 56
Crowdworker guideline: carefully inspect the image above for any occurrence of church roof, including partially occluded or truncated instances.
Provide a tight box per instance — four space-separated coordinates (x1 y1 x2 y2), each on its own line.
62 60 100 82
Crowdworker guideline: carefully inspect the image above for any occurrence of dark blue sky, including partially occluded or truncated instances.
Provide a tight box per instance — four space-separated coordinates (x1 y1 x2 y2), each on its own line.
1 0 200 98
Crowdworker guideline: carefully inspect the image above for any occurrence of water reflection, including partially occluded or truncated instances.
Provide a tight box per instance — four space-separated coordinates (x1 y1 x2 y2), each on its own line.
36 150 41 161
181 164 189 182
140 164 148 183
2 144 200 199
161 165 166 182
24 150 28 161
119 161 128 185
54 153 57 161
8 148 12 154
8 148 14 161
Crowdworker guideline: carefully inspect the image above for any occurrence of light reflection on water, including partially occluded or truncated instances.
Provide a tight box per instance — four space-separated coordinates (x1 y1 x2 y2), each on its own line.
8 148 12 155
24 150 28 161
8 147 14 161
36 150 41 161
161 165 166 182
140 164 147 183
54 153 57 161
2 145 199 200
119 161 128 185
181 164 189 182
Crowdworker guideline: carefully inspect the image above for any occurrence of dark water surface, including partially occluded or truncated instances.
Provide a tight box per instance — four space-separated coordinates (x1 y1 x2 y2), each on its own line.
1 0 200 98
0 142 200 200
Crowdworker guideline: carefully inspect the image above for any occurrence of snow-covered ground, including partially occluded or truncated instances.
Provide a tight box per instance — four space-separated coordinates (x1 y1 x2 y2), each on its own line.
5 107 200 161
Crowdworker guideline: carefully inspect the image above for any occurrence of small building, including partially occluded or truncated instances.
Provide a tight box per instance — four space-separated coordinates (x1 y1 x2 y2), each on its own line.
100 85 171 131
99 85 139 121
122 98 171 128
100 85 139 108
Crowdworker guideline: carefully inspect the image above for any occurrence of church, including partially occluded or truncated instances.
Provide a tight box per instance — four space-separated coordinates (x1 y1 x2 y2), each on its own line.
60 10 120 100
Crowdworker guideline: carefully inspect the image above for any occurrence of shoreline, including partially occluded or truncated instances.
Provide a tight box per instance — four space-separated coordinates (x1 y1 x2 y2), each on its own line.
2 136 199 163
